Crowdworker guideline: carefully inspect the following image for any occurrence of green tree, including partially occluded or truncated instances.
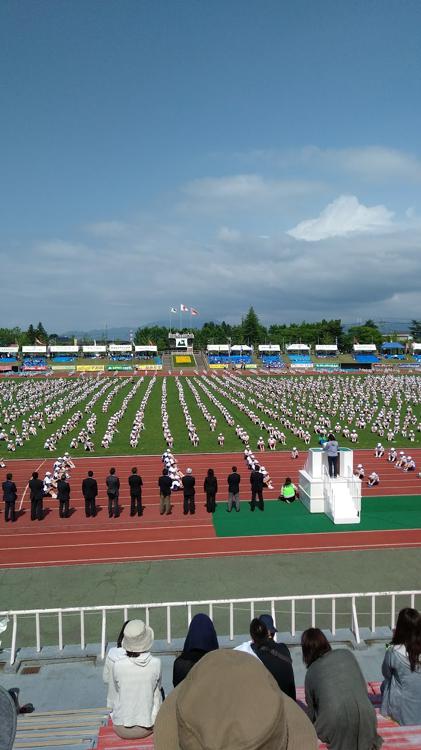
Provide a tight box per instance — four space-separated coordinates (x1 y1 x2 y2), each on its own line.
26 324 36 345
409 320 421 341
242 307 265 344
35 321 48 343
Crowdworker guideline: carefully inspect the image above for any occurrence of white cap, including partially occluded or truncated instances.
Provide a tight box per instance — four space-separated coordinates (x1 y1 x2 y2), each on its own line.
293 447 297 451
357 464 363 468
408 456 412 460
186 467 192 474
377 443 381 447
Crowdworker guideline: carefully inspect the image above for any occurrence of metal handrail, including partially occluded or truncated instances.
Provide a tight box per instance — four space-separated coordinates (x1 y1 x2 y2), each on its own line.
1 590 420 665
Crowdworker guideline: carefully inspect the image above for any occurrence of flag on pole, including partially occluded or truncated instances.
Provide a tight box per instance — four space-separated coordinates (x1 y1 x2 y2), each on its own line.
180 304 189 312
170 307 177 314
190 307 199 316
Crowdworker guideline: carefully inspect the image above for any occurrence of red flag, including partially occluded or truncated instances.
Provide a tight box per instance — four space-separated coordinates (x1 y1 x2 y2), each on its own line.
190 307 199 316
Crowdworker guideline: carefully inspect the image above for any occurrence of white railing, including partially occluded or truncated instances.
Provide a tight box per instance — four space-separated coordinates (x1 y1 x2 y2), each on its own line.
323 466 336 517
1 591 420 665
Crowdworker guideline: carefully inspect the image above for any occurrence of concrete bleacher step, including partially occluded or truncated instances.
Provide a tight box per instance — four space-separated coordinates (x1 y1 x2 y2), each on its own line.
15 707 108 750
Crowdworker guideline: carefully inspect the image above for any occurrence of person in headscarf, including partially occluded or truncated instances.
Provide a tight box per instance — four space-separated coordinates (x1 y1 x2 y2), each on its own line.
173 613 219 687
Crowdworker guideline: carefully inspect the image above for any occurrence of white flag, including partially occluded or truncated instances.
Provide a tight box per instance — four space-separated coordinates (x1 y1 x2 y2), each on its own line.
170 307 177 314
180 304 189 312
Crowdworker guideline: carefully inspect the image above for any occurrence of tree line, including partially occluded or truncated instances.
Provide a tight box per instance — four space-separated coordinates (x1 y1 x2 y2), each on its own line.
1 312 420 351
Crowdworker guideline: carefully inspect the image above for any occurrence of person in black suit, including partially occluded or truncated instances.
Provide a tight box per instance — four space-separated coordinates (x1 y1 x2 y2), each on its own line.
57 474 70 518
227 466 241 512
2 472 17 522
28 471 44 521
250 464 264 512
204 468 218 513
182 468 195 515
82 470 98 518
106 467 120 518
158 468 172 515
128 467 143 517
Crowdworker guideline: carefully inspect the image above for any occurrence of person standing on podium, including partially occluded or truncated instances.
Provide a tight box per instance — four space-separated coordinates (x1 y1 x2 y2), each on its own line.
323 433 339 478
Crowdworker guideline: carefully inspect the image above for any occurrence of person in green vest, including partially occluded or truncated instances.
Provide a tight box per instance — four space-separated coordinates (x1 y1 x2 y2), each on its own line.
279 477 297 504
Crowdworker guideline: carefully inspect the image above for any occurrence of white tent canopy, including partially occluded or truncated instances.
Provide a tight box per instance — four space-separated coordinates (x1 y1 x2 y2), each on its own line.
49 345 79 353
82 345 107 353
135 345 158 353
258 345 281 352
207 345 230 353
22 346 47 354
286 343 310 351
353 344 377 352
0 346 18 354
109 344 133 352
315 344 338 352
230 344 253 352
412 343 421 351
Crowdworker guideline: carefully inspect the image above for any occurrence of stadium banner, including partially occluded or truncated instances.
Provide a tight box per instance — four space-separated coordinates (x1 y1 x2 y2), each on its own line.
175 337 188 348
399 363 421 368
136 364 162 370
209 364 228 369
106 364 134 371
0 364 13 371
51 365 75 371
290 363 313 369
314 363 340 370
245 363 257 369
22 365 49 371
76 364 105 372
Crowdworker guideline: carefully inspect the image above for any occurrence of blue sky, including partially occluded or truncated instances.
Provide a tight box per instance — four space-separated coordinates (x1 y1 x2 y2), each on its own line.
1 0 421 331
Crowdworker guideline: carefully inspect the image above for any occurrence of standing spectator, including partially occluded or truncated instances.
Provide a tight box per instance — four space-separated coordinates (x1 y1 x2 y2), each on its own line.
381 607 421 725
158 468 172 516
57 474 70 519
173 613 219 687
106 467 120 518
250 464 264 511
323 433 339 478
182 468 195 515
128 467 143 517
82 470 98 518
204 468 218 513
28 471 44 521
227 466 241 512
301 628 382 750
111 620 162 739
279 477 297 504
2 473 17 523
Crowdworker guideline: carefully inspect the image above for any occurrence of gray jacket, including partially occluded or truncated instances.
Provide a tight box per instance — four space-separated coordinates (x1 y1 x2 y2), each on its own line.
106 474 120 497
0 686 17 750
381 644 421 725
323 440 339 457
305 649 382 750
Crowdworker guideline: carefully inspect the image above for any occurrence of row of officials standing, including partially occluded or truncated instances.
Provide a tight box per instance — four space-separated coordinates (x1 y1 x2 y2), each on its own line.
2 464 266 522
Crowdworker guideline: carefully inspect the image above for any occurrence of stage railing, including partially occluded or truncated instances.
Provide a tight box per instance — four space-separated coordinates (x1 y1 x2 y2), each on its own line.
1 590 420 665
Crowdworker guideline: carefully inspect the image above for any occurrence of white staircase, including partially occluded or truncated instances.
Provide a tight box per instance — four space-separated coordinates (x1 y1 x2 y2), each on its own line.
323 471 361 524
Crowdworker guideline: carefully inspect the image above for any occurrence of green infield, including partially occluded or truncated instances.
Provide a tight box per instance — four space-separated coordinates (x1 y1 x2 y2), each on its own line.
1 372 421 459
213 495 421 537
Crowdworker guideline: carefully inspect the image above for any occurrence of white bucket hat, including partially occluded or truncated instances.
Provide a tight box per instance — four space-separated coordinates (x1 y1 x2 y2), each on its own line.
122 619 154 653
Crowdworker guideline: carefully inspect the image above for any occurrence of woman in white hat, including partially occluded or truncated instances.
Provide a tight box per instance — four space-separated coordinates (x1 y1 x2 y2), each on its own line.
111 619 162 739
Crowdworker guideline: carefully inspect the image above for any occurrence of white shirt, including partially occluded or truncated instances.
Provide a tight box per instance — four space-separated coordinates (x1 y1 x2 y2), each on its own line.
112 653 162 728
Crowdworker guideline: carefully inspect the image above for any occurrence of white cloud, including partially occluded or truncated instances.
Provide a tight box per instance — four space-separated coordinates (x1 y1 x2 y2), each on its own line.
180 173 325 212
287 195 394 241
235 145 421 182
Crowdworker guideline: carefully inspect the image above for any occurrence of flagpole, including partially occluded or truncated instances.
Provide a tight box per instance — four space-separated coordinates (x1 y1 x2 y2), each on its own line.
179 305 182 332
169 309 171 335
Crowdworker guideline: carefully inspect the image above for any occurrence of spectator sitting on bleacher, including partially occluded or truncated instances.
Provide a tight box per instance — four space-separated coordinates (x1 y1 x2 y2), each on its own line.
155 650 318 750
103 620 130 710
301 628 382 750
173 613 219 688
111 619 162 739
381 607 421 725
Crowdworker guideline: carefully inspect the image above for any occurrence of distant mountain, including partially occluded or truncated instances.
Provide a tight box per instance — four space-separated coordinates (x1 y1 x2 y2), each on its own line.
343 320 412 334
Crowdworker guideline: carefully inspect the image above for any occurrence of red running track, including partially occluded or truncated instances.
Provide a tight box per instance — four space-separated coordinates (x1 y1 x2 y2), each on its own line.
0 449 421 568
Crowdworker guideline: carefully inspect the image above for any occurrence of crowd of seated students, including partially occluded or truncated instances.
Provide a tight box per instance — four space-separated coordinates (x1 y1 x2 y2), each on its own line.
261 354 284 368
22 356 47 367
100 606 421 749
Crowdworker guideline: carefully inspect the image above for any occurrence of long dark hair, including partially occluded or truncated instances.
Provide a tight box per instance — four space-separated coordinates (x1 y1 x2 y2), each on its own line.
250 617 269 646
284 477 292 486
301 628 332 667
393 608 421 671
392 608 419 646
207 468 214 478
117 620 131 648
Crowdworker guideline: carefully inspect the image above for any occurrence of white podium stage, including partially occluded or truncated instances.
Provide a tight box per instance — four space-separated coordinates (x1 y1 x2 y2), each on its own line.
298 448 361 524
